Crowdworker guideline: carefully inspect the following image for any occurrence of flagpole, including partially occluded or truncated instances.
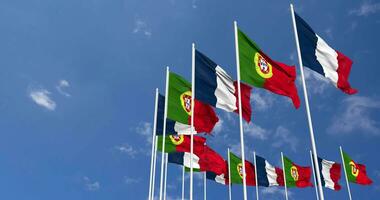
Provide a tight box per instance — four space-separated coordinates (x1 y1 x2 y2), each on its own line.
281 152 288 200
309 150 320 200
289 4 325 200
159 67 170 200
228 148 232 200
152 135 158 200
148 88 159 200
182 165 185 200
253 151 259 200
234 20 248 200
340 146 353 200
190 42 196 200
163 153 168 200
204 172 207 200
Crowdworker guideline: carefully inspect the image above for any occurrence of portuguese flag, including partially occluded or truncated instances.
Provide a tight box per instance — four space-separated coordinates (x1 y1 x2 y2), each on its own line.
342 151 373 185
168 72 219 133
229 152 256 186
157 135 206 154
283 156 312 188
237 28 300 108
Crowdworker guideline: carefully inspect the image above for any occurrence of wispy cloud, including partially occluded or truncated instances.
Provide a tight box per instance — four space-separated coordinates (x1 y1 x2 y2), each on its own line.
191 0 197 9
56 79 71 97
272 126 298 152
300 67 330 95
324 28 333 39
132 19 152 37
349 1 380 16
136 122 153 143
261 187 293 197
124 176 141 184
328 96 380 135
29 88 56 111
213 119 224 135
251 90 275 111
244 122 269 140
83 176 100 191
114 143 138 158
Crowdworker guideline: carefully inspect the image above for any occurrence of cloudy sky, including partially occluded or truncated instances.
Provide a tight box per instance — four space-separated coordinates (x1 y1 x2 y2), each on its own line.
0 0 379 199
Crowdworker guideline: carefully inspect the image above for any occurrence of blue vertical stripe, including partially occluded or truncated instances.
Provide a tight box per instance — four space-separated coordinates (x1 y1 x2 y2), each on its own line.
206 171 217 181
256 155 270 187
156 94 176 135
195 50 218 107
317 157 326 187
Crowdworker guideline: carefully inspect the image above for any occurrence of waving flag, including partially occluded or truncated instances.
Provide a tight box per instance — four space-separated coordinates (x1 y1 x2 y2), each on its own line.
294 12 357 94
342 151 372 185
206 171 229 185
256 155 284 187
238 28 300 108
198 146 227 175
317 157 342 190
157 135 205 154
229 152 256 186
283 156 312 188
168 152 202 170
168 72 219 133
195 50 252 122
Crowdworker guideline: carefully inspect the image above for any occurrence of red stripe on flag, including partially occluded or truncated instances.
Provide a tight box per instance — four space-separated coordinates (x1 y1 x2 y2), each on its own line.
356 163 373 185
330 163 342 190
336 51 357 95
233 81 252 122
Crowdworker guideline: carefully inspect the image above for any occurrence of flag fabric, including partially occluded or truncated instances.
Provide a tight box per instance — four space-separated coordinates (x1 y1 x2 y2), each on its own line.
342 151 372 185
168 72 219 133
198 146 227 175
157 135 205 154
229 152 256 186
195 50 252 122
206 171 229 185
237 28 301 108
168 152 202 170
294 12 357 95
156 94 195 135
283 156 312 188
256 155 284 187
317 157 342 190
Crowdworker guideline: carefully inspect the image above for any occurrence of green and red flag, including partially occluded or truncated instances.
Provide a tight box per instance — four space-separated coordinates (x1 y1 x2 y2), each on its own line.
342 151 373 185
168 72 219 133
237 28 300 108
229 152 256 186
283 156 312 188
157 135 206 154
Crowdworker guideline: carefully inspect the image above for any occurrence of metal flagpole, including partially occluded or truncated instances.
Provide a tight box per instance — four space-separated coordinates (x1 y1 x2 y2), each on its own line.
228 148 232 200
233 20 248 200
152 136 159 200
340 146 353 200
190 43 196 200
204 172 207 200
182 165 185 200
148 89 159 200
159 67 170 200
289 4 325 200
253 151 259 200
163 153 168 200
309 150 320 200
281 152 288 200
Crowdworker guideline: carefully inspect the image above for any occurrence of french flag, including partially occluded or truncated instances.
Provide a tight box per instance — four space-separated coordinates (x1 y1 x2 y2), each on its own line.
206 171 229 185
317 157 342 191
195 50 252 122
295 12 357 94
255 155 284 187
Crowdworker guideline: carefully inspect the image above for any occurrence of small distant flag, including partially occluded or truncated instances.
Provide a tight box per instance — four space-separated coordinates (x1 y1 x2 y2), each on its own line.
206 171 229 185
283 156 313 188
195 50 252 122
168 152 202 170
157 135 205 154
317 157 342 190
342 151 372 185
294 12 357 94
237 28 301 108
229 152 256 186
255 155 284 187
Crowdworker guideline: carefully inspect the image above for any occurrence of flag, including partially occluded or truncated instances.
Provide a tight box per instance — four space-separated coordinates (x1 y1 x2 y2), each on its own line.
206 171 229 185
157 135 205 154
168 152 202 170
195 50 252 122
156 94 195 135
342 151 372 185
283 156 312 188
294 12 357 95
229 152 256 186
317 157 342 190
256 155 284 187
168 72 219 133
237 28 301 108
198 146 227 175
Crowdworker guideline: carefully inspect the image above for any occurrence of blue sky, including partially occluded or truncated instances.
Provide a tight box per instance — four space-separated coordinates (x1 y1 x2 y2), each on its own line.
0 0 379 199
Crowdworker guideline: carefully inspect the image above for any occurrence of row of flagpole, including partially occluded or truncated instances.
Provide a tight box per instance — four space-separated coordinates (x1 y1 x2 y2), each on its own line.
146 3 358 200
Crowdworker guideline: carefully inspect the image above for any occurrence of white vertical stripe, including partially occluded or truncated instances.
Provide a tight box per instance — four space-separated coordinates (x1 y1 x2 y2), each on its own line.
215 66 237 112
174 122 196 135
183 152 201 169
315 35 339 87
265 161 279 186
321 159 337 190
214 174 226 185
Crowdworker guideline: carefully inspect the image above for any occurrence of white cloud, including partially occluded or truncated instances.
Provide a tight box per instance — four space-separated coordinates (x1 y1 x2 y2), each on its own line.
29 88 56 111
244 122 269 140
301 67 330 95
328 96 380 135
349 1 380 16
272 126 298 152
136 122 153 143
124 177 141 184
133 19 152 37
213 119 224 135
83 176 100 191
324 28 333 39
251 91 275 111
56 79 71 97
261 187 293 198
191 0 197 8
115 143 138 158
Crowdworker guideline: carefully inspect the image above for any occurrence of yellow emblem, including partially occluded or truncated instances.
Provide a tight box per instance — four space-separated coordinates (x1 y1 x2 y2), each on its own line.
180 91 192 116
349 161 359 177
254 52 273 79
169 135 185 145
290 166 299 181
237 163 245 179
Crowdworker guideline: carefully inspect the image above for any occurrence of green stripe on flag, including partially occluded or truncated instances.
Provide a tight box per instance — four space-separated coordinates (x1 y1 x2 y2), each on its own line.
283 156 296 187
229 152 243 184
157 136 176 153
342 151 357 183
167 72 192 125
